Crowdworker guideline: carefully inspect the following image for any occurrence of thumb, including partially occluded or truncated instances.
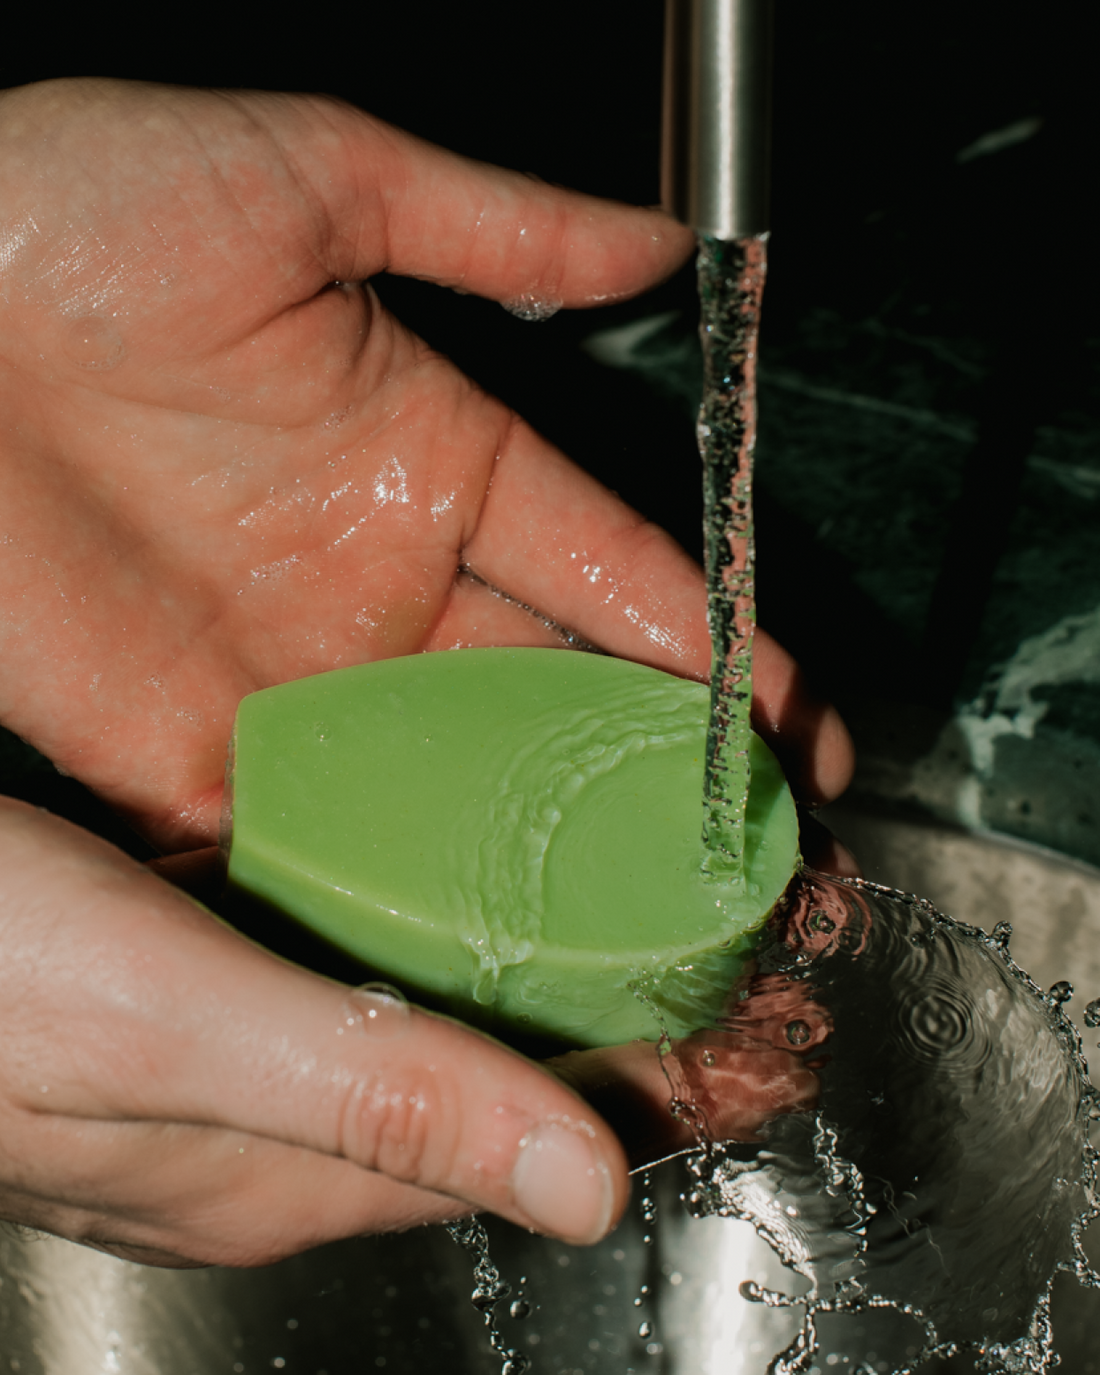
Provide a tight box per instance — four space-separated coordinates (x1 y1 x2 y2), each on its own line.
6 803 629 1246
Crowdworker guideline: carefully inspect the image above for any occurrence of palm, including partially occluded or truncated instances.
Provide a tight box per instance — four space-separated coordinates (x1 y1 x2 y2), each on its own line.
0 80 849 853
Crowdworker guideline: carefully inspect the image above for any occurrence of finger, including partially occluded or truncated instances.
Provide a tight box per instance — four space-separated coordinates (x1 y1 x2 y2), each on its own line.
550 1033 818 1172
9 806 628 1247
270 93 695 305
751 630 856 805
797 809 861 878
422 568 587 652
460 419 855 802
0 1113 470 1268
146 846 223 900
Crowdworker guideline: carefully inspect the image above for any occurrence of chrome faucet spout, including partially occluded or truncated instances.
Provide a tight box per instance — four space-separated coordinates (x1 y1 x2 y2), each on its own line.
661 0 774 239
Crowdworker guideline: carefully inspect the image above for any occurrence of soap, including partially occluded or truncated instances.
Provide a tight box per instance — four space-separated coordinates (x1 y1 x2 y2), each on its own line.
226 648 799 1048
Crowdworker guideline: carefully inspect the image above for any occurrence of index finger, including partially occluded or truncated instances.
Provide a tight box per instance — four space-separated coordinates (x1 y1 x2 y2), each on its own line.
268 91 696 304
456 419 856 804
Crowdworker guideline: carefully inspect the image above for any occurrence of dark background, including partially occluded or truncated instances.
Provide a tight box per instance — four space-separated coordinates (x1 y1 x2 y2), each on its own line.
3 0 1099 857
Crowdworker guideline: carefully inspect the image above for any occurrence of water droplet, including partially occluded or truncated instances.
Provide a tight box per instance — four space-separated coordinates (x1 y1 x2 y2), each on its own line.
508 1299 530 1320
341 983 410 1039
785 1019 811 1046
638 1321 653 1339
1085 998 1100 1029
1050 980 1074 1004
992 920 1013 946
640 1196 657 1223
65 314 125 370
702 1049 717 1067
501 294 561 322
446 1217 527 1373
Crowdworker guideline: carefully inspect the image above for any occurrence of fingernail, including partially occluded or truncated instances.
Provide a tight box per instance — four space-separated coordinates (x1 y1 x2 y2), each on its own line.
511 1121 614 1244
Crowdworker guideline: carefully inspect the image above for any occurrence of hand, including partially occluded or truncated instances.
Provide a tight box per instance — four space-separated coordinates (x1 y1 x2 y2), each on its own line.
0 78 852 857
0 798 633 1265
0 77 853 1262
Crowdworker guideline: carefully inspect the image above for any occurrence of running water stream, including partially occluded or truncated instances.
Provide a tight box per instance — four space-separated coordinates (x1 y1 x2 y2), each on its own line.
698 234 768 887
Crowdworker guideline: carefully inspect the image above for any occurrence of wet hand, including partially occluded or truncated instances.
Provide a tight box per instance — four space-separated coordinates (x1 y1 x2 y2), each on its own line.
0 799 629 1266
0 78 851 857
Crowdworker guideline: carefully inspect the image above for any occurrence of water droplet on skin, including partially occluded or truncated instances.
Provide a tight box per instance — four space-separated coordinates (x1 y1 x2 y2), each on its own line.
340 983 410 1039
501 294 562 322
65 314 125 370
785 1019 812 1046
638 1321 654 1339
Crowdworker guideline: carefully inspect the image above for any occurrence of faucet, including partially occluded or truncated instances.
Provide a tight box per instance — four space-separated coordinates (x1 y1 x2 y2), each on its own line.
661 0 774 240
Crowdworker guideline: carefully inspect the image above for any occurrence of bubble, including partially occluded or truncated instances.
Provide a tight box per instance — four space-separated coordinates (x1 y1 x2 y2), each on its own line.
65 314 125 370
501 294 561 322
340 983 410 1039
471 1282 509 1313
447 1217 527 1375
786 1019 812 1046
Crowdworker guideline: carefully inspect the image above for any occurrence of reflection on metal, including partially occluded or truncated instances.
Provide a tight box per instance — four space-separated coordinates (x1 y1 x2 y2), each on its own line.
1 814 1098 1372
661 0 774 238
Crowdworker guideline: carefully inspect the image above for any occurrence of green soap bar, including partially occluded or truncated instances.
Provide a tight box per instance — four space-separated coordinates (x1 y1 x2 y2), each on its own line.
227 648 799 1048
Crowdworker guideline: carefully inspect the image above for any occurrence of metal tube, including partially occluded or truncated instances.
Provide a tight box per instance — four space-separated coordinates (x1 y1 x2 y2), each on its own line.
661 0 774 239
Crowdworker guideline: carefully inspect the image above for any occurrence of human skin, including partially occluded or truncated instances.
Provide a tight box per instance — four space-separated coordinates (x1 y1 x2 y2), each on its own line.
0 78 854 1267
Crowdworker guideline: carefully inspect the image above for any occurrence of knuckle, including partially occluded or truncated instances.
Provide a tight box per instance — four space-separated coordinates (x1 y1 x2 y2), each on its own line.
338 1071 459 1191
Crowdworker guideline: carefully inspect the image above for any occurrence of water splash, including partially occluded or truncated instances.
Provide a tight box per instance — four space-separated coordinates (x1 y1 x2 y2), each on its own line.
501 294 562 322
697 234 768 888
666 869 1100 1374
445 1217 530 1375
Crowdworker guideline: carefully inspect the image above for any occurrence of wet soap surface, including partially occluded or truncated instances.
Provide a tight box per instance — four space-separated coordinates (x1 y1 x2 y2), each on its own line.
227 648 798 1047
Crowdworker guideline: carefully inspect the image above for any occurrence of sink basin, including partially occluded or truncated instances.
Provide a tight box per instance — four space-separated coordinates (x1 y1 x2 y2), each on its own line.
2 809 1098 1374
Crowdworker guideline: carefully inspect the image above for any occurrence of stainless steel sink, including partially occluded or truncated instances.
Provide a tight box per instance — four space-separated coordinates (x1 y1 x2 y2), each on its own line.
2 809 1098 1374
